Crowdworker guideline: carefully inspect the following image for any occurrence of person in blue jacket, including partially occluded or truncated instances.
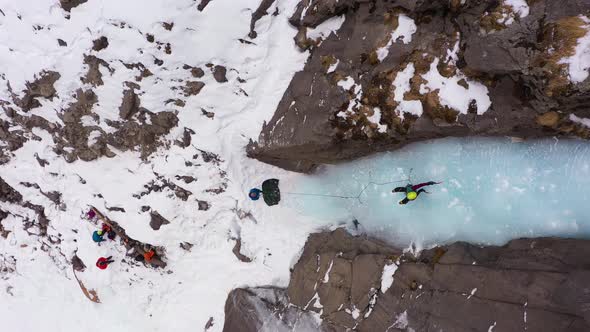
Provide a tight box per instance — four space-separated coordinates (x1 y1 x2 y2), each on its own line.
92 230 105 243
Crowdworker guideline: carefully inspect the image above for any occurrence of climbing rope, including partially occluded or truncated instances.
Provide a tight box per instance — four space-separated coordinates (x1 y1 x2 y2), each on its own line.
284 169 414 204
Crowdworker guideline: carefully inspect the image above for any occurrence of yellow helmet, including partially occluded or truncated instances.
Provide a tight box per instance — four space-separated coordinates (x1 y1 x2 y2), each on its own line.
97 230 103 236
407 191 418 200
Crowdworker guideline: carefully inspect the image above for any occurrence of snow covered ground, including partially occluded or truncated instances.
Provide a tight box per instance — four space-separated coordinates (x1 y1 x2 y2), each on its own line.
0 1 327 331
2 1 590 331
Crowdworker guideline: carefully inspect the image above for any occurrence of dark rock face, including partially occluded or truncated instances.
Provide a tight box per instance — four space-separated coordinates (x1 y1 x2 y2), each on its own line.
16 71 61 112
213 65 228 83
149 211 170 230
82 55 111 86
287 228 401 330
119 88 141 120
91 36 109 51
191 67 205 78
0 177 23 203
71 254 86 272
231 238 252 263
249 0 277 39
222 287 324 332
60 0 88 12
248 0 590 172
182 81 205 96
197 0 212 12
225 229 590 331
106 110 179 159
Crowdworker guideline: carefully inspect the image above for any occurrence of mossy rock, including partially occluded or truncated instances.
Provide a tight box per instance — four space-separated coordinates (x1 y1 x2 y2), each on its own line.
536 111 560 127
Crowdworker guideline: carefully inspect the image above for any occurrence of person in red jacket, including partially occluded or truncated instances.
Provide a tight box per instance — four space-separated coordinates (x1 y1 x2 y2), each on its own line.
96 256 114 270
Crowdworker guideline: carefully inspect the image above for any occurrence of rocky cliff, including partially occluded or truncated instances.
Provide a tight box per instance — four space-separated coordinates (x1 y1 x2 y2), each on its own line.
224 229 590 331
248 0 590 172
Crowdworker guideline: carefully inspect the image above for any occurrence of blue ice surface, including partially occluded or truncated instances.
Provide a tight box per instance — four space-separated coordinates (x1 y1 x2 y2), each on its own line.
287 137 590 247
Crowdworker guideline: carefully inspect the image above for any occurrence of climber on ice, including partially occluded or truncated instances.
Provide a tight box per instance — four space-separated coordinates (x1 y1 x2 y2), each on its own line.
393 181 441 205
249 179 281 206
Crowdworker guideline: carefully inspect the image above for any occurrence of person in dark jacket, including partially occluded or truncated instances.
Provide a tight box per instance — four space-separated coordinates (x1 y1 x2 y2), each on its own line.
96 256 114 270
393 181 442 205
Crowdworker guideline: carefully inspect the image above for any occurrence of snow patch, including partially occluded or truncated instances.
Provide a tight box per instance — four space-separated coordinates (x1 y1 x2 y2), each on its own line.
327 59 340 73
381 261 399 293
305 292 324 310
87 130 102 146
367 108 387 133
336 78 363 122
488 321 497 332
307 15 346 41
392 15 418 44
504 0 530 19
392 63 423 119
351 306 360 319
420 58 492 115
570 114 590 128
389 311 409 329
559 16 590 83
376 14 417 61
364 289 378 318
467 287 477 299
524 301 528 329
338 76 355 90
80 116 97 127
322 259 334 283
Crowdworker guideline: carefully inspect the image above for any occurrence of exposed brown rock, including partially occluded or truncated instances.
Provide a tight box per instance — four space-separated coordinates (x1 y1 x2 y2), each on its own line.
16 71 61 112
118 88 141 120
106 110 179 159
71 253 86 272
91 36 109 51
0 177 23 203
82 55 111 86
191 67 204 78
149 211 170 230
213 65 228 83
123 62 153 81
232 238 252 263
249 0 276 39
537 111 560 127
60 0 88 12
197 200 210 211
181 81 205 96
201 109 215 119
197 0 212 11
175 127 195 148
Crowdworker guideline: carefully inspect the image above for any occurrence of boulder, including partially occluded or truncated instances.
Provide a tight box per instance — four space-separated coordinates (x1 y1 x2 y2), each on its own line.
223 287 324 332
